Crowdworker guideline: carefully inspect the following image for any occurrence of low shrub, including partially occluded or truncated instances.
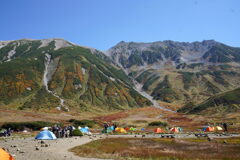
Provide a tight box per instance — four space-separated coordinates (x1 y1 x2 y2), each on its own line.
69 119 97 128
148 121 168 127
1 121 58 131
72 129 83 136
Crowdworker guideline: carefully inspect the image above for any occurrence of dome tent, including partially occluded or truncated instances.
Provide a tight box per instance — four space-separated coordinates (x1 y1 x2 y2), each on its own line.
203 126 214 132
115 127 127 133
80 127 92 135
102 127 113 133
170 127 179 133
0 148 15 160
215 126 223 131
35 130 57 140
154 128 163 133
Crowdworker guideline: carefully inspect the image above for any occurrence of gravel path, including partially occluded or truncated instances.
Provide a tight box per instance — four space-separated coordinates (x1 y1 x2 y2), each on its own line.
0 135 107 160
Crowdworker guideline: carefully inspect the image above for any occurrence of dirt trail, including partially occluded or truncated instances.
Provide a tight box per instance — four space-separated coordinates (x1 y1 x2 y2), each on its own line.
0 135 107 160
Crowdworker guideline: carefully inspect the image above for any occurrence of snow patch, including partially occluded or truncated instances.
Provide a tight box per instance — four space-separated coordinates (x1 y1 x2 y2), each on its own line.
81 68 86 75
43 53 69 112
6 46 16 62
134 82 175 112
109 77 115 81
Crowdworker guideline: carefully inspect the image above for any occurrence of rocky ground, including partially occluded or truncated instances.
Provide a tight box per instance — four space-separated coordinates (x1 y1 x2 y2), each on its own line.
1 133 240 160
0 135 108 160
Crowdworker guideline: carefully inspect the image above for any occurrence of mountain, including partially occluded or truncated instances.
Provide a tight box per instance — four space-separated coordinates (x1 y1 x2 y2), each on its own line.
178 88 240 114
106 40 240 107
0 39 152 112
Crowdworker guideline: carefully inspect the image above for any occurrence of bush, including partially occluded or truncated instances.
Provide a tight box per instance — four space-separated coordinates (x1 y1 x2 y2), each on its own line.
148 121 168 127
69 119 96 128
72 129 83 136
1 121 57 131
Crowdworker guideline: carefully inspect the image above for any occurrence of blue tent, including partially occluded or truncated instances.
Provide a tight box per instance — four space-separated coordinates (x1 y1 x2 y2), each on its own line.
80 127 92 135
80 127 89 133
35 130 57 140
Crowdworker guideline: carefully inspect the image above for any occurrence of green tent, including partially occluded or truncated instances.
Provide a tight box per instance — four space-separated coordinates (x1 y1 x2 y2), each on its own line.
129 127 137 131
101 127 113 133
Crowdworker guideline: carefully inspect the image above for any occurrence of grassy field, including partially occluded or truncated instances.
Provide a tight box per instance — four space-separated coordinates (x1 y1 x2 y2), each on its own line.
70 137 240 160
1 106 240 133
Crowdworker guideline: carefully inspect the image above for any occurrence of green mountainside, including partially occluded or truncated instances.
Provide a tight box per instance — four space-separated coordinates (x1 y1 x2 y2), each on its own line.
0 39 152 112
178 88 240 114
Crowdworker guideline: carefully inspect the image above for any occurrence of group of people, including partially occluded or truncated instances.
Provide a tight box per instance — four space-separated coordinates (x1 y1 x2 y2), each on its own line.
51 125 74 138
103 122 117 132
0 128 11 137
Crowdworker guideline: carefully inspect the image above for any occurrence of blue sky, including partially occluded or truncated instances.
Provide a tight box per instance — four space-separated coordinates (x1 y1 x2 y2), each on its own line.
0 0 239 50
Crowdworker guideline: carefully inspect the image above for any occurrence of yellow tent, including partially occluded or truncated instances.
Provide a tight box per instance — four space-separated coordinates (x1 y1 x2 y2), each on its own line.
0 148 15 160
115 127 127 133
40 127 49 131
215 126 223 131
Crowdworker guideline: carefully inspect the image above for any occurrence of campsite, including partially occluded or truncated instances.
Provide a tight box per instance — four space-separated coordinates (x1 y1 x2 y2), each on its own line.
1 106 240 160
1 0 240 159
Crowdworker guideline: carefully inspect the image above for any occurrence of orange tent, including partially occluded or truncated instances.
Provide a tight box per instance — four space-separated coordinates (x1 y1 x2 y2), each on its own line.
170 127 179 133
204 126 214 132
0 148 15 160
154 128 163 133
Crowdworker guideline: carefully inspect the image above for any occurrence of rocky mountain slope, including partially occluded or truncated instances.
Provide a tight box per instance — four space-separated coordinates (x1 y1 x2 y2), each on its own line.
106 40 240 108
178 88 240 114
0 39 152 112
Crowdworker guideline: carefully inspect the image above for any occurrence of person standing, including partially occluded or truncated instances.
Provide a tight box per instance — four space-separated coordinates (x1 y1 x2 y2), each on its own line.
104 123 108 133
113 123 117 131
223 123 228 132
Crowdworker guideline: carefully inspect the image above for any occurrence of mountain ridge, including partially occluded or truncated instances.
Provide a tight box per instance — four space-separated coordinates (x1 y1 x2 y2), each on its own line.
1 38 240 114
105 39 240 112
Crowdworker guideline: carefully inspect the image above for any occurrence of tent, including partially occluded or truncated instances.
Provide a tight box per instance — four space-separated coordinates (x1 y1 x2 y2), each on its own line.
154 128 163 133
110 126 115 131
215 126 223 131
35 130 57 140
170 127 179 133
0 148 15 160
129 127 137 131
124 127 130 131
115 127 127 133
203 126 214 132
177 127 183 132
80 127 91 135
102 127 113 133
40 127 50 131
141 128 145 131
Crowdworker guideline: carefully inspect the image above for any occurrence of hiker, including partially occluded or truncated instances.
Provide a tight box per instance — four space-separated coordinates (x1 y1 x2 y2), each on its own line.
61 127 65 138
68 126 73 136
57 128 62 138
52 125 58 136
223 123 228 132
66 129 70 138
6 128 11 136
113 123 117 131
104 123 108 132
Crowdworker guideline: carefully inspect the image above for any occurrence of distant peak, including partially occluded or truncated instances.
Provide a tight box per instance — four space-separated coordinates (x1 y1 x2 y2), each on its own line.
116 40 127 45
